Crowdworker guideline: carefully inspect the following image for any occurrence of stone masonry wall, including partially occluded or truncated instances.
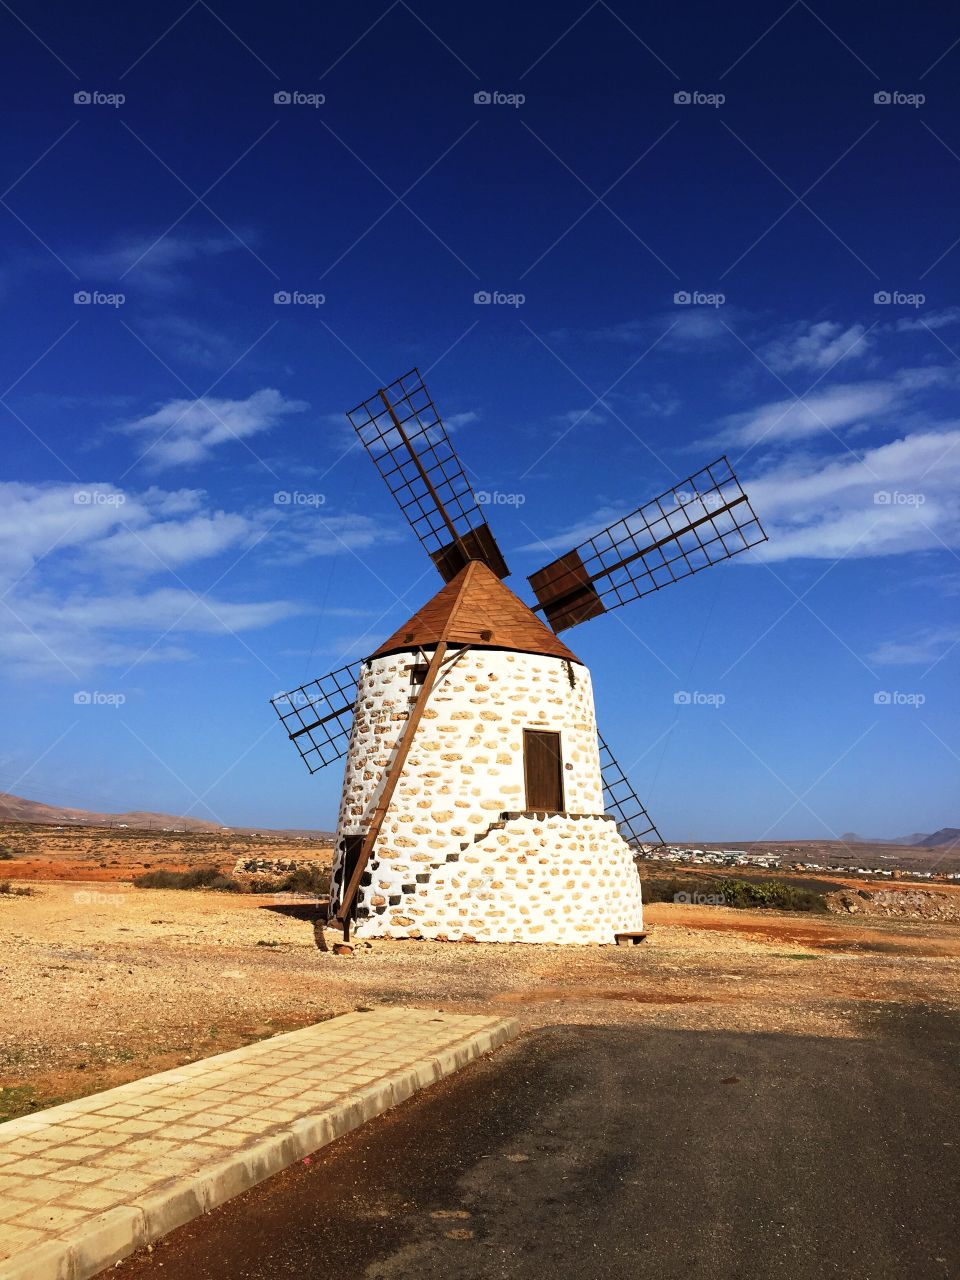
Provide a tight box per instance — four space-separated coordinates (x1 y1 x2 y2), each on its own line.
358 812 644 944
330 645 643 943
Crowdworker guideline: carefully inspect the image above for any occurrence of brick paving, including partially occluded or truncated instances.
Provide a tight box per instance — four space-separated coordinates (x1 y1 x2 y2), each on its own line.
0 1007 518 1280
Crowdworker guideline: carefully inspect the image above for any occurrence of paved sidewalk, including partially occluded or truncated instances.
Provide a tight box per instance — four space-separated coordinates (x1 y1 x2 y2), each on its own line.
0 1007 518 1280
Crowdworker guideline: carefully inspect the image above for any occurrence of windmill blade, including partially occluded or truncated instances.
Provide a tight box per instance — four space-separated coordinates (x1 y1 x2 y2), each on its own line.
598 733 664 851
270 661 362 774
347 367 510 583
528 456 767 633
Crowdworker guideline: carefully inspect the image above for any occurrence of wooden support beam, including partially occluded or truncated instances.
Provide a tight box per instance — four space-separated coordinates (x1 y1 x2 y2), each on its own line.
335 640 450 938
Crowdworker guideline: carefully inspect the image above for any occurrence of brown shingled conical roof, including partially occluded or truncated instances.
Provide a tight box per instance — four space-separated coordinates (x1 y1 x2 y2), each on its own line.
368 560 582 664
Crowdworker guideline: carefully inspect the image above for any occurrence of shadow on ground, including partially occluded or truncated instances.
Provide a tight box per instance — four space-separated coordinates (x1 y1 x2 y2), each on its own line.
117 1004 960 1280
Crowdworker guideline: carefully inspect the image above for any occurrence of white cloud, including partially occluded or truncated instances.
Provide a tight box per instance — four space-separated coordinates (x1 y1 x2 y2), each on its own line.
119 388 308 468
580 310 732 349
895 307 960 333
446 411 479 431
748 428 960 561
0 587 300 679
0 624 192 678
76 232 242 295
268 512 404 563
138 314 238 369
521 428 960 568
868 627 960 666
761 320 872 374
556 408 607 428
0 483 248 587
21 588 300 634
719 382 894 447
716 366 957 448
91 512 255 572
517 503 631 556
0 480 398 675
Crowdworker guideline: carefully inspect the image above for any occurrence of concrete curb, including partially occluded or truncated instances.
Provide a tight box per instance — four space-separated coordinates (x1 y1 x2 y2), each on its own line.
1 1014 520 1280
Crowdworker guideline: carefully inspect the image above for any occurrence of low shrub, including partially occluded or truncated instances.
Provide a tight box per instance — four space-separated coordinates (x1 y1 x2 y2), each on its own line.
640 878 717 904
132 867 242 892
274 865 330 897
0 881 32 896
715 878 826 912
131 864 330 896
639 875 826 912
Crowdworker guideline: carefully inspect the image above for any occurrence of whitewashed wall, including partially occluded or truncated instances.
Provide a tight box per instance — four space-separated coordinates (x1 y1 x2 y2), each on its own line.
330 645 643 943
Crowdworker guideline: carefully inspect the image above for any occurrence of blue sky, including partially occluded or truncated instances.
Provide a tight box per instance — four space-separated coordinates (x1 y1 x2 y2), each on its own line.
2 0 958 838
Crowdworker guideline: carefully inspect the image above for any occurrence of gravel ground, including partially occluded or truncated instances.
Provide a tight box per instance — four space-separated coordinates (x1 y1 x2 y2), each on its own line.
3 879 960 1122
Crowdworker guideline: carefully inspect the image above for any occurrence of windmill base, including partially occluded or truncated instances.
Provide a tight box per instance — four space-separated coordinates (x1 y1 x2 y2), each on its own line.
348 812 643 945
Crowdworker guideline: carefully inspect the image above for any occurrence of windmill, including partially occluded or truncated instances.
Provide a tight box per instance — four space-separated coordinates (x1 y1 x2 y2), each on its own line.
272 368 766 945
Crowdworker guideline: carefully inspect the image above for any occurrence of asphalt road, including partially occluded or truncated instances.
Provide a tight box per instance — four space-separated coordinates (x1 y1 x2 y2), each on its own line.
117 1003 960 1280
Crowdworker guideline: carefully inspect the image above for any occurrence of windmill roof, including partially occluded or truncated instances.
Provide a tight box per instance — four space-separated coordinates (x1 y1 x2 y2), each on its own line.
368 560 583 664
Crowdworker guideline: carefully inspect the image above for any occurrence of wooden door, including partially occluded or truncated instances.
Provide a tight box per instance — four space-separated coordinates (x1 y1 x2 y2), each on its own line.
523 729 564 812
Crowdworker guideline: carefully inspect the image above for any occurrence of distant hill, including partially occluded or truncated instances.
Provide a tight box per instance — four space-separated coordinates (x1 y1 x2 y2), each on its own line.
915 828 960 849
0 792 334 840
841 829 959 849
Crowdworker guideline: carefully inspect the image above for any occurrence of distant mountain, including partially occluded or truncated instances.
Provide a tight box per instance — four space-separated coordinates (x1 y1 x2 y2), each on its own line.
0 792 334 840
915 828 960 849
0 792 222 831
841 829 959 848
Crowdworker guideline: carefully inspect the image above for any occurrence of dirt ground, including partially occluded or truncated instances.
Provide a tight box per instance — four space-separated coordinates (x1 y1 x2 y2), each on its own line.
3 841 960 1125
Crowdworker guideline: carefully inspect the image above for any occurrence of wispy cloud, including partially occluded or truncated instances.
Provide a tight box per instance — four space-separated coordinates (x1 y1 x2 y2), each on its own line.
520 427 960 566
895 306 960 333
91 511 255 572
517 503 635 555
564 309 734 350
137 314 239 369
868 626 960 665
748 428 960 560
118 388 308 469
0 481 397 674
760 320 873 374
715 366 958 448
76 232 244 295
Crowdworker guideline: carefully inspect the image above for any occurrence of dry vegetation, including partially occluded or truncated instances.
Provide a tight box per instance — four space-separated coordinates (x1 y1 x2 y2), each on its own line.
0 822 332 884
2 822 959 1126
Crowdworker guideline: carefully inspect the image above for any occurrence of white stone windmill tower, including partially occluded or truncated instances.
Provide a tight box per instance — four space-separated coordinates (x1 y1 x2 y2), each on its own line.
272 369 766 945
